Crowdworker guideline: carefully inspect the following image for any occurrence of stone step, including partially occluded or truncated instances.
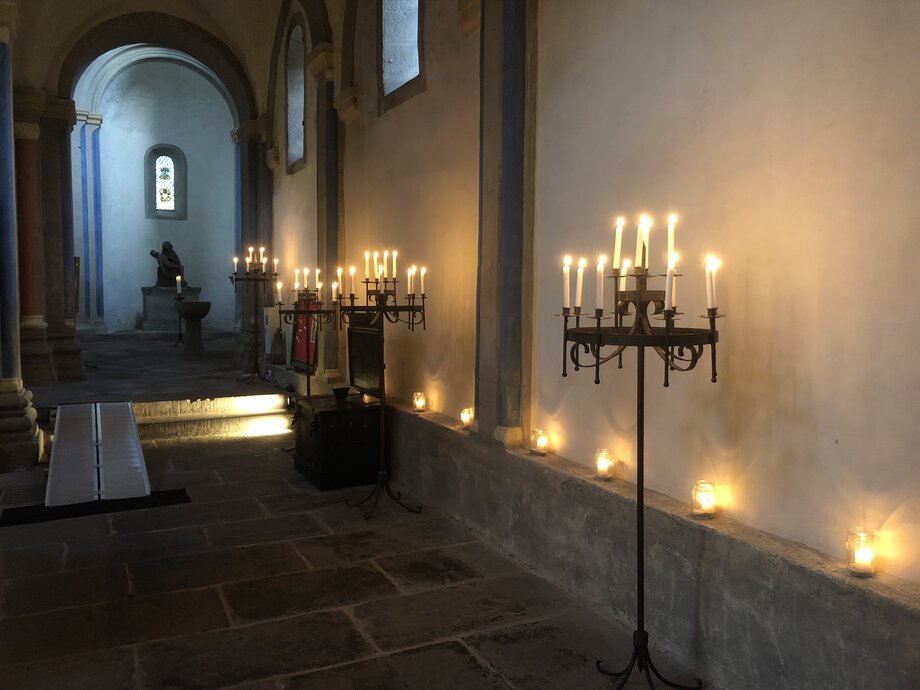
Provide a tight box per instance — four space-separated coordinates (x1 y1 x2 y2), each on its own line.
133 394 292 441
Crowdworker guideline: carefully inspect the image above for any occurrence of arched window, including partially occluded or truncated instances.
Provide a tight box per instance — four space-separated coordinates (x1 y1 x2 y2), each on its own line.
380 0 426 109
286 22 306 171
145 145 188 219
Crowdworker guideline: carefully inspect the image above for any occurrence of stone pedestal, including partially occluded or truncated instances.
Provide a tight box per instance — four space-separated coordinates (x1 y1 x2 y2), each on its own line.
139 286 201 331
175 300 210 352
0 377 41 471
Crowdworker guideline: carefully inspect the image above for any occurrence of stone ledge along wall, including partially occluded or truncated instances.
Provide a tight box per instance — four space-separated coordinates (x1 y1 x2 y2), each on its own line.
388 407 920 690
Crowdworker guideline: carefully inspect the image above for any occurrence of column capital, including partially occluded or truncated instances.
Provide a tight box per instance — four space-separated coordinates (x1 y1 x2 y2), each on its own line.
0 2 18 42
14 86 46 125
307 42 335 81
75 110 103 126
41 97 77 128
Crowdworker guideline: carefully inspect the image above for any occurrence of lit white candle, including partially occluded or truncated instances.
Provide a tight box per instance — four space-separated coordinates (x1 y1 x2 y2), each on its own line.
377 263 384 280
667 213 677 260
613 216 624 269
349 266 356 294
233 257 239 273
705 255 721 309
336 267 343 290
420 266 426 294
392 250 398 277
596 255 606 310
261 257 267 271
669 252 679 308
331 281 338 301
373 251 379 278
276 280 283 303
315 268 320 289
245 256 251 271
293 280 299 291
562 256 572 308
383 251 389 278
294 267 300 286
634 216 645 267
575 258 587 308
302 267 309 289
642 217 652 269
619 259 630 292
317 281 324 302
665 264 674 311
176 275 182 295
273 257 279 274
259 246 265 262
248 246 254 261
408 265 416 294
364 251 370 279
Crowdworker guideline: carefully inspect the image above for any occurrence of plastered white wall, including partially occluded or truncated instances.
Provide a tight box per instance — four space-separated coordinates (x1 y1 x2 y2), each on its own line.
533 0 920 581
97 60 236 330
340 0 479 417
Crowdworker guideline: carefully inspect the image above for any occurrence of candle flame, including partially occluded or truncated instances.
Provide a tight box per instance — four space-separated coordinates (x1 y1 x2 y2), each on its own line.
668 252 679 270
563 255 572 267
364 250 370 258
621 259 631 271
349 266 356 275
294 268 300 276
639 214 651 227
705 255 722 270
615 216 625 228
276 281 282 290
598 254 607 265
420 266 426 276
668 213 678 225
578 257 587 268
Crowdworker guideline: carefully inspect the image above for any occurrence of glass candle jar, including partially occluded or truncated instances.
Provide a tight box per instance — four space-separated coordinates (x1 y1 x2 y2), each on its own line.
412 392 426 411
846 528 876 577
460 407 474 428
691 480 716 519
595 448 612 480
529 429 548 455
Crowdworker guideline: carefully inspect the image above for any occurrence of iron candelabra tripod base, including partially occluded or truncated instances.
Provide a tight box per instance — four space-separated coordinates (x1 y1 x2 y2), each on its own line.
597 629 702 689
346 469 422 520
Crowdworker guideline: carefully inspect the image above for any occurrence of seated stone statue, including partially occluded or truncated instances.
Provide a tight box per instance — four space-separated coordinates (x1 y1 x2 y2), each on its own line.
149 241 187 287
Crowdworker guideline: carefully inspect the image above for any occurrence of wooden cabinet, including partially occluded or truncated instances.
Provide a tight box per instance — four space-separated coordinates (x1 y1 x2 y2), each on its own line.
293 395 381 490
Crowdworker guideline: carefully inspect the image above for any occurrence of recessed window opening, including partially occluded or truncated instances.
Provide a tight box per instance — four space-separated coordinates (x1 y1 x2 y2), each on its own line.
382 0 420 96
145 144 187 220
286 23 305 169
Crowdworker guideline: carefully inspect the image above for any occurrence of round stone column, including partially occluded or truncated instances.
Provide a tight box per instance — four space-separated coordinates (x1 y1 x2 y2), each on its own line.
0 0 42 471
14 88 54 382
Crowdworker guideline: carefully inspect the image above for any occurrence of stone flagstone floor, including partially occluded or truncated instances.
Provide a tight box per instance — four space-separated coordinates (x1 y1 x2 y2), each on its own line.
0 435 694 689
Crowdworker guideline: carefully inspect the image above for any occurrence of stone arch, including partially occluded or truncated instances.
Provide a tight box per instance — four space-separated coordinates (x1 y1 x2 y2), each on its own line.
56 12 257 124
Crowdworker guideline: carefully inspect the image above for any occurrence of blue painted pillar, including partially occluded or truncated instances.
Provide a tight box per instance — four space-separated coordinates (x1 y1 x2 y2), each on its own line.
0 28 21 379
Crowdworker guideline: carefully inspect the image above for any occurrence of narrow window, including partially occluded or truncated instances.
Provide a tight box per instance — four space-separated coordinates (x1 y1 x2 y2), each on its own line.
155 155 176 211
382 0 421 96
286 23 306 171
145 145 187 219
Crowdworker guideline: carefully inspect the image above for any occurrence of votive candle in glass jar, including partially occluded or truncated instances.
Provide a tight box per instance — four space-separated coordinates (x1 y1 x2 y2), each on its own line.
846 528 876 577
691 480 716 519
460 407 474 428
530 429 548 455
595 449 613 480
412 392 426 411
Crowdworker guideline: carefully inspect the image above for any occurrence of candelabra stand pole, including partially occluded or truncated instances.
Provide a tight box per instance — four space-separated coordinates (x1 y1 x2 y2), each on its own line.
173 294 185 347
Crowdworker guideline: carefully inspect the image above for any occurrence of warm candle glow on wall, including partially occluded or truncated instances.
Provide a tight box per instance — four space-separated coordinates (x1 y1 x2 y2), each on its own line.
595 448 612 480
412 391 426 411
530 429 549 455
460 407 474 428
691 480 716 518
846 528 877 577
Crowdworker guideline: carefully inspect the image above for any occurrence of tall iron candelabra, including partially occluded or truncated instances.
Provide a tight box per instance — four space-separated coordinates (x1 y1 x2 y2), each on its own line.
279 277 427 519
229 265 279 382
560 266 723 690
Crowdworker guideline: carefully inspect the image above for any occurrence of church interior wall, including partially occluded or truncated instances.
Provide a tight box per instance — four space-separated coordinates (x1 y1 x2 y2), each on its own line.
93 60 237 331
337 0 480 416
531 0 920 582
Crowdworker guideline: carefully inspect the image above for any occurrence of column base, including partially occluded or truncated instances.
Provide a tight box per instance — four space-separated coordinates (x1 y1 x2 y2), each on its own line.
20 316 54 383
234 322 259 371
0 377 43 472
493 425 523 447
47 325 85 380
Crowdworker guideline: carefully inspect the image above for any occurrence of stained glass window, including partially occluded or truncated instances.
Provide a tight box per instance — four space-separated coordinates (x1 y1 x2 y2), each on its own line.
155 155 176 211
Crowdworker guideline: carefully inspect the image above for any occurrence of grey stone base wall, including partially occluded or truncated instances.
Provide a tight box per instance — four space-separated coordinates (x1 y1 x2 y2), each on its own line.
387 404 920 690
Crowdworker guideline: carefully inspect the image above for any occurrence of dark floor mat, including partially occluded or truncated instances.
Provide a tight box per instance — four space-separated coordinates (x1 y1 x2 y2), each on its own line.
0 489 191 526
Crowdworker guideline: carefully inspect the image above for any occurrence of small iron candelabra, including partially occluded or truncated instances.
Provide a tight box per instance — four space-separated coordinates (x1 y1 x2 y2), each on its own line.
229 265 279 382
560 265 723 690
279 276 427 519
